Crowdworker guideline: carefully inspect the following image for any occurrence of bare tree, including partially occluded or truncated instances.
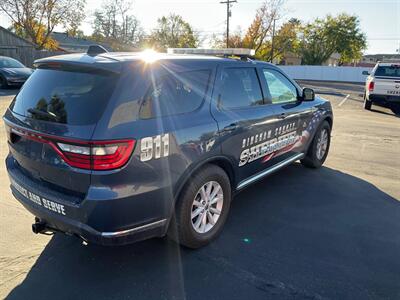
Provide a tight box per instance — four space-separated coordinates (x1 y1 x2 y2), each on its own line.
0 0 86 49
243 0 284 53
92 0 144 49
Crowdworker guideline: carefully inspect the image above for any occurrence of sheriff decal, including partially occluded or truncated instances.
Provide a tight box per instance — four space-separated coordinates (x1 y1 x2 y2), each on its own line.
239 122 300 167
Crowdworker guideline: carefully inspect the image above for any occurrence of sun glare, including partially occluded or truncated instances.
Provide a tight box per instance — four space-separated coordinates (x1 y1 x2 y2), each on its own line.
140 49 159 63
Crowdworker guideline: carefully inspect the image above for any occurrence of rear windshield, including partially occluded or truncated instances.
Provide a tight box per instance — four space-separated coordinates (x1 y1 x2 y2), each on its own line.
11 67 118 125
375 65 400 78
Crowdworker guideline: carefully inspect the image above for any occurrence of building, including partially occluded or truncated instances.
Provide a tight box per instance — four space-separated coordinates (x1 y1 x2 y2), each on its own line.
51 32 112 53
0 26 36 65
277 52 341 66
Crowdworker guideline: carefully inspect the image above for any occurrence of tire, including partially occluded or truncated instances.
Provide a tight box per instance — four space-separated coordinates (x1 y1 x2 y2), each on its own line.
168 164 231 249
301 121 331 169
364 93 372 110
391 105 400 116
0 76 8 89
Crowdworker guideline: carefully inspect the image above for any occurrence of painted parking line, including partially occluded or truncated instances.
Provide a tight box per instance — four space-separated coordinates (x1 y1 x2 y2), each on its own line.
338 94 350 107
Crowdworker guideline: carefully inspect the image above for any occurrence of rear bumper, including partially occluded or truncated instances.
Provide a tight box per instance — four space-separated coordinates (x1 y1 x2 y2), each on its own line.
6 156 171 246
368 94 400 107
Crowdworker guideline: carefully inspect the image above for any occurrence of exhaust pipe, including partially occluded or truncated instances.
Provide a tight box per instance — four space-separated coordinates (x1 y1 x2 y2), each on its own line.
32 220 47 234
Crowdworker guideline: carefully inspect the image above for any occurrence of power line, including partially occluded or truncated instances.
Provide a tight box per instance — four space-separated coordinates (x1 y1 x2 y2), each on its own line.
220 0 237 48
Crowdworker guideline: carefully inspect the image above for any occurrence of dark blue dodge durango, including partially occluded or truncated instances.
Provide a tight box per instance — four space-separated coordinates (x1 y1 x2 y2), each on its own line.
4 47 333 248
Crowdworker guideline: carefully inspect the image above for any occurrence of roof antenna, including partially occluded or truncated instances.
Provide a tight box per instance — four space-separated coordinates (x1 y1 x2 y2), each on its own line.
87 45 108 56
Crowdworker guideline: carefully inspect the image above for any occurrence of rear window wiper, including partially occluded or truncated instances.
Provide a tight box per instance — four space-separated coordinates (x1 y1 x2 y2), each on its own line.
27 108 60 122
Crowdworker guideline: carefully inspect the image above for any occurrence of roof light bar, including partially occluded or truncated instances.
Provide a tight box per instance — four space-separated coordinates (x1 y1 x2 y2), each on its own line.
167 48 256 57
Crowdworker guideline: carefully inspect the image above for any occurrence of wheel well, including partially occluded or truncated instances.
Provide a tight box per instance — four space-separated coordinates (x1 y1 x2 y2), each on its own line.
324 116 333 130
207 158 235 188
174 157 236 200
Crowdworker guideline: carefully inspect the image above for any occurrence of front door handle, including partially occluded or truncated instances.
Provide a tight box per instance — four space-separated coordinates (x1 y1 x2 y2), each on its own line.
278 113 287 120
223 123 238 132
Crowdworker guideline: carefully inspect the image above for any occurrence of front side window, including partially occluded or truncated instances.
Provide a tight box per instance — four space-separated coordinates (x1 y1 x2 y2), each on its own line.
218 68 263 109
139 69 211 118
262 69 298 104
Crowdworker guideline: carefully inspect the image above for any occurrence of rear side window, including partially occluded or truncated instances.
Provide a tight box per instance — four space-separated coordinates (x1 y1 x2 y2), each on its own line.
218 68 263 109
11 68 118 125
139 69 211 119
374 65 400 78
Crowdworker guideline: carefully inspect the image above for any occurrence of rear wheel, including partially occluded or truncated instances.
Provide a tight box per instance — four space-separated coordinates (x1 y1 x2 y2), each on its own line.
301 121 331 169
168 165 231 248
364 93 372 110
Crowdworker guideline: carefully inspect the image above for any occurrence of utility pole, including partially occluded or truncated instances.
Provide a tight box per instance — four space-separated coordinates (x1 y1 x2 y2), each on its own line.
220 0 237 48
270 19 276 63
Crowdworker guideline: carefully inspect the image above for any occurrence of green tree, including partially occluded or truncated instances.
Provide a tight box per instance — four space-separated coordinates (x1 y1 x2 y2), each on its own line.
323 14 367 64
0 0 86 50
299 13 367 65
147 14 199 51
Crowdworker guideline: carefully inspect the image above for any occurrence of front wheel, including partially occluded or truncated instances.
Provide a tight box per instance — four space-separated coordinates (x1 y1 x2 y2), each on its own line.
301 121 331 169
168 165 231 249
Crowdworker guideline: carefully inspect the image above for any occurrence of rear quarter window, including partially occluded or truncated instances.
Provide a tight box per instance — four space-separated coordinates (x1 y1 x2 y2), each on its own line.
139 69 211 119
11 68 118 125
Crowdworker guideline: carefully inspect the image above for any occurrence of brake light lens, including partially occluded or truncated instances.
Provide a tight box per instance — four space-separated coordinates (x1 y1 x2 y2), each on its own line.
368 81 374 91
56 140 135 170
8 126 135 171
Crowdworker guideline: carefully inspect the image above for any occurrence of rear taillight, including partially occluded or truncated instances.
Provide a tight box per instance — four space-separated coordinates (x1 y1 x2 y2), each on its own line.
9 126 135 171
56 140 135 170
368 81 374 92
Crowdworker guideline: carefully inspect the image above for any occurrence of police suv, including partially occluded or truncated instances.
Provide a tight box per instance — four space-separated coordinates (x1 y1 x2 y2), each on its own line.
363 62 400 114
4 47 333 248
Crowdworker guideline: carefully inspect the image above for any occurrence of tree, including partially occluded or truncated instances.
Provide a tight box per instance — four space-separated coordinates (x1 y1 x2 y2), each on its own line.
255 18 301 62
147 14 199 51
242 0 284 56
323 14 367 64
210 27 245 49
92 0 145 50
299 19 333 65
0 0 86 50
299 13 367 65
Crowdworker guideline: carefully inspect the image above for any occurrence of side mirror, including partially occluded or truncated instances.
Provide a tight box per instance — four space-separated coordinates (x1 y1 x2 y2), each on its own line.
302 87 315 101
362 70 370 76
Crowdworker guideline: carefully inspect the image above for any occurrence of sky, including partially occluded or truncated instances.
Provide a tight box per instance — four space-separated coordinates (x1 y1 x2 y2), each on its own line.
1 0 399 54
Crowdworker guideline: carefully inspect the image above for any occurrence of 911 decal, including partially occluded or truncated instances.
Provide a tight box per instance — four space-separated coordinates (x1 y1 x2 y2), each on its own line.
140 134 170 162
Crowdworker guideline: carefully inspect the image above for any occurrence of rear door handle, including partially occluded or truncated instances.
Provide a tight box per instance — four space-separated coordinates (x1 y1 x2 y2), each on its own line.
278 113 287 120
223 123 238 132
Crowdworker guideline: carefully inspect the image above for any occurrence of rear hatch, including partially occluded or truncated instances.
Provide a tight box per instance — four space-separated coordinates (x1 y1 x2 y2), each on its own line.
4 62 121 199
373 64 400 96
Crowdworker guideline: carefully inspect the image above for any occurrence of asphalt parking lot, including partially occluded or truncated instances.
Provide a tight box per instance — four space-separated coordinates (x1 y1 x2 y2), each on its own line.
0 82 399 300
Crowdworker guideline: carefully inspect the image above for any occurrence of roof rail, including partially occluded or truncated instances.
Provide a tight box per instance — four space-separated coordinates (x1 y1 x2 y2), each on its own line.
87 45 108 56
167 48 256 60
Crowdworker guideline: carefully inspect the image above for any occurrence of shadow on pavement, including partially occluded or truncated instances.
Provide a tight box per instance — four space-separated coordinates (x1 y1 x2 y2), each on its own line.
5 165 400 300
0 88 19 97
370 108 400 118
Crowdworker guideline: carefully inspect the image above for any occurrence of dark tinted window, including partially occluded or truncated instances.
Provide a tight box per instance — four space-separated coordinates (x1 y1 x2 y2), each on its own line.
375 65 400 78
11 68 118 125
218 68 263 109
139 69 211 119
